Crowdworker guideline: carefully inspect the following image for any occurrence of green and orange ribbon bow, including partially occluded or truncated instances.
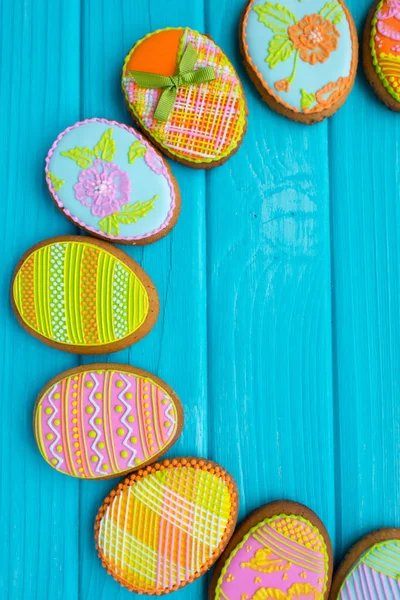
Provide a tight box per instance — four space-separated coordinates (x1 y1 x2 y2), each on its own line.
129 43 215 122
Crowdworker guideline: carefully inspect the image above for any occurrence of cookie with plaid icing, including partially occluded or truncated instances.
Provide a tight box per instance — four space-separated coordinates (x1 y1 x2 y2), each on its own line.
34 364 183 479
210 500 333 600
240 0 358 123
46 119 181 245
122 28 247 168
11 236 159 354
330 528 400 599
95 458 239 594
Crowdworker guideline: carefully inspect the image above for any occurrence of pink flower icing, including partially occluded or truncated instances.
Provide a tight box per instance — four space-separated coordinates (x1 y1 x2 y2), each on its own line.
144 149 168 176
74 159 130 217
377 0 400 20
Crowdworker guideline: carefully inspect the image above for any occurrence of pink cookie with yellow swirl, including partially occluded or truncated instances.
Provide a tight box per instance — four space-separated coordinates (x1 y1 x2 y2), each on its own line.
210 500 333 600
34 364 183 479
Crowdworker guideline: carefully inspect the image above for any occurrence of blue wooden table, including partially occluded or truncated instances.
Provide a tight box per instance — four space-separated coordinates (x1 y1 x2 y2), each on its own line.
1 0 400 598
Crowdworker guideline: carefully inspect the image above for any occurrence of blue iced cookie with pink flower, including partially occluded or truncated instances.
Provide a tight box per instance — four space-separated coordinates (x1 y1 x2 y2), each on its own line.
45 118 180 245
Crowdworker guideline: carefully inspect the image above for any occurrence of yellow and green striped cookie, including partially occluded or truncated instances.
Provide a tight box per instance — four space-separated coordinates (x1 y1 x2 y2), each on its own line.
11 236 159 354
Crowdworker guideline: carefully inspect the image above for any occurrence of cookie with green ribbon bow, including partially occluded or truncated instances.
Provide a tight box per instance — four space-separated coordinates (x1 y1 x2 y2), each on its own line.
122 27 248 168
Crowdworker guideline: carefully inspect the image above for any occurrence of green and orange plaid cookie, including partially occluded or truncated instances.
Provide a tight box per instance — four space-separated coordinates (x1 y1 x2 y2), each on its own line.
122 28 247 169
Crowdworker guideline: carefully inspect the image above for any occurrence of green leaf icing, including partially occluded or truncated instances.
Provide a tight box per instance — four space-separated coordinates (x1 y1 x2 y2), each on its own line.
47 171 65 192
98 215 119 236
266 35 294 68
300 89 317 110
93 128 116 162
128 141 147 164
60 147 95 168
319 0 344 23
254 2 297 32
98 196 157 236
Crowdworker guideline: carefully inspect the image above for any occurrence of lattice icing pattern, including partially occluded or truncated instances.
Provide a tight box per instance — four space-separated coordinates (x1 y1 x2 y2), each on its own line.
96 460 238 593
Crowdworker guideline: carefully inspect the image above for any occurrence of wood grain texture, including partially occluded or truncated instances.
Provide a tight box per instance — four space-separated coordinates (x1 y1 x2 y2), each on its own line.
0 0 399 599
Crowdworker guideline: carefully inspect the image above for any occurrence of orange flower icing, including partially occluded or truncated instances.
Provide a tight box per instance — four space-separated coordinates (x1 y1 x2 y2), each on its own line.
288 15 339 65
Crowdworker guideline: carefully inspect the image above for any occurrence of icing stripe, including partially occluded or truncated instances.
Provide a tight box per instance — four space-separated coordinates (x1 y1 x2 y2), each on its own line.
364 543 400 577
106 255 115 343
262 524 325 562
253 529 323 572
118 373 137 468
59 381 71 475
63 378 77 476
22 253 38 330
34 249 46 337
152 385 163 449
136 378 147 460
80 245 100 345
42 246 52 338
50 243 70 343
140 378 151 458
73 244 84 342
104 373 119 471
47 385 63 470
88 372 104 475
36 405 46 463
164 398 177 440
96 252 105 344
79 373 91 477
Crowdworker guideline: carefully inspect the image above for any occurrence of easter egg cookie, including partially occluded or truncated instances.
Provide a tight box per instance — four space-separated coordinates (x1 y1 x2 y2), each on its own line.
11 236 159 354
95 458 239 594
46 119 180 244
364 0 400 111
240 0 358 123
34 364 183 479
122 28 247 168
330 528 400 599
210 500 333 600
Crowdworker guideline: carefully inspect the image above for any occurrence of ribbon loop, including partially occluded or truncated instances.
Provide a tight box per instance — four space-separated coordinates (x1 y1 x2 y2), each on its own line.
129 43 215 121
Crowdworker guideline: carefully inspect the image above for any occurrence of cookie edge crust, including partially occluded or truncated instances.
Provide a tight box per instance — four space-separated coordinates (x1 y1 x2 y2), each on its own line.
11 235 160 355
33 363 184 480
239 0 359 124
94 457 239 594
209 499 333 600
121 27 248 168
329 527 400 599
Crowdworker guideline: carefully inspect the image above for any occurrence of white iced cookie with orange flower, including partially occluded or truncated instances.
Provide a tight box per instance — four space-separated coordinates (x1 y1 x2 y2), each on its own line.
240 0 358 123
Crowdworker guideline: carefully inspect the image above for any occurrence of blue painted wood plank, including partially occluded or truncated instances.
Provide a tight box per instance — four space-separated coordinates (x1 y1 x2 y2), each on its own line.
205 0 336 557
0 1 81 599
330 0 400 560
2 0 400 598
77 1 208 599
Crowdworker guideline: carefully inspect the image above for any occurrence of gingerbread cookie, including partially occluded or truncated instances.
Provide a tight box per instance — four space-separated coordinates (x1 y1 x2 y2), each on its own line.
330 528 400 599
240 0 358 123
210 500 333 600
364 0 400 111
34 364 183 479
95 458 238 594
11 236 159 354
46 119 180 244
122 28 247 168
